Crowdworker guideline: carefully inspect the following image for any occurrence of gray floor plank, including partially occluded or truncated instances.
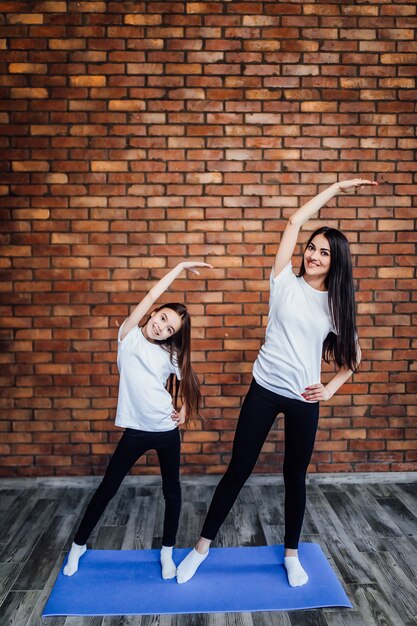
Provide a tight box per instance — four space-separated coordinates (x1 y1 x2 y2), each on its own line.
122 494 159 550
374 496 417 536
321 491 374 548
324 607 367 626
151 492 167 548
217 496 267 548
0 477 416 626
135 495 160 550
0 590 40 626
0 494 18 522
182 483 216 505
0 561 24 605
25 554 67 626
251 485 286 546
381 536 417 579
396 483 417 517
100 486 137 528
251 611 291 625
102 616 143 626
0 499 58 563
14 513 76 591
94 526 127 550
169 613 210 626
324 536 375 585
141 616 164 626
64 617 104 625
345 486 404 539
55 488 91 516
349 582 408 626
306 489 349 540
288 609 329 625
175 500 207 548
360 550 417 624
0 491 35 550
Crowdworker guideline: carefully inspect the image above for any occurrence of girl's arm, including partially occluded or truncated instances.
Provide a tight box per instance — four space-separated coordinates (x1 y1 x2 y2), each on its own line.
273 178 378 278
301 343 362 402
120 261 211 341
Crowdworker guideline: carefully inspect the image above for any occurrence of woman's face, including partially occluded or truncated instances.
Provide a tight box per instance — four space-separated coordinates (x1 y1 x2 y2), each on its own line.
144 307 183 342
303 233 331 279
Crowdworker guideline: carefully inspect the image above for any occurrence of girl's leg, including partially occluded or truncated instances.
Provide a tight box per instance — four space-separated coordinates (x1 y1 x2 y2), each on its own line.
64 430 148 576
282 398 319 586
177 380 282 583
156 428 181 579
156 428 182 547
74 430 149 545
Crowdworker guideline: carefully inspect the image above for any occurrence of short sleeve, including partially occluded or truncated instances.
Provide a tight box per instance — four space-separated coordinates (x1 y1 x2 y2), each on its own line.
269 262 295 303
118 319 139 346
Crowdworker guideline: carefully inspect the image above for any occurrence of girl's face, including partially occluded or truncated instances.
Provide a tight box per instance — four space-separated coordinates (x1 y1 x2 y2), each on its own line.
144 307 183 342
303 233 331 279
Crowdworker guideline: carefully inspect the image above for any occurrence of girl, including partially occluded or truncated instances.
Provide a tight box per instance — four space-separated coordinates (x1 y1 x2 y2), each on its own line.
177 178 377 587
63 260 212 580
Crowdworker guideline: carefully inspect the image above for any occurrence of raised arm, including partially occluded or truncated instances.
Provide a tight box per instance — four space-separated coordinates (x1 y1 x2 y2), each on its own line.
120 261 212 340
273 178 378 278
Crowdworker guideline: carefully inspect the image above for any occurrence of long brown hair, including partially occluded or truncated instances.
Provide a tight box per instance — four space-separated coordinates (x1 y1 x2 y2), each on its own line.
298 227 360 371
144 303 201 423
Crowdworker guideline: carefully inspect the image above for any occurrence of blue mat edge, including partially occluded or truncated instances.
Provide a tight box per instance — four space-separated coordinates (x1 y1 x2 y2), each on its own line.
43 601 353 617
42 543 353 617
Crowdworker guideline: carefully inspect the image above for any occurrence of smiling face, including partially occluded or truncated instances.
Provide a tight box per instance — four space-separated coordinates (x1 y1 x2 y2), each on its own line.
144 307 183 342
303 233 331 281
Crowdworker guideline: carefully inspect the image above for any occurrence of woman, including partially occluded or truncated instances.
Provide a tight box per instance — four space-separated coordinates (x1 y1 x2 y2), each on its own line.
63 260 212 580
177 178 377 587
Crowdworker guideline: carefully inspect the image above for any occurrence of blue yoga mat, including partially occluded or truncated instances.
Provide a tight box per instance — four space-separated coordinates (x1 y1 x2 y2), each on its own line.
43 543 352 616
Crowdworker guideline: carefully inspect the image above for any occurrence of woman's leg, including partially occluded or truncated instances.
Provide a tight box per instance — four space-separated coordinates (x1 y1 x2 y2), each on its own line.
177 380 282 583
64 430 149 576
283 399 319 549
201 380 282 540
282 398 319 586
156 428 181 579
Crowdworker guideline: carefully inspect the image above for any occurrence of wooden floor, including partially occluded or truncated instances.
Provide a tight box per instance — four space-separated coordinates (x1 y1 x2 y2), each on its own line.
0 474 416 626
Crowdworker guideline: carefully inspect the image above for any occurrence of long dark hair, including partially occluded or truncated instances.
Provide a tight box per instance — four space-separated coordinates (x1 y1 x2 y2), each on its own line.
298 226 359 371
145 302 201 423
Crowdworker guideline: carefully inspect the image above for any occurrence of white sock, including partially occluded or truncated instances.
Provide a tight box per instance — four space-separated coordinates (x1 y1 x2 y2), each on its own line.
176 547 209 584
63 542 87 576
284 555 309 587
160 545 176 580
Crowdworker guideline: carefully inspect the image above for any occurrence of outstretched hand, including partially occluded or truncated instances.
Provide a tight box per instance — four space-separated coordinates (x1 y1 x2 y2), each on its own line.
338 178 378 193
181 261 213 275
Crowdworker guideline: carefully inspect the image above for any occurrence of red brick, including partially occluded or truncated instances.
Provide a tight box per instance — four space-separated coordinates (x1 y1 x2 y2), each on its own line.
0 1 415 476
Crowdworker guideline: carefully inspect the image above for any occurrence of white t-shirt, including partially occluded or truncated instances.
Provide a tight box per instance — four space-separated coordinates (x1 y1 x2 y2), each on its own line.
115 320 181 431
253 262 335 402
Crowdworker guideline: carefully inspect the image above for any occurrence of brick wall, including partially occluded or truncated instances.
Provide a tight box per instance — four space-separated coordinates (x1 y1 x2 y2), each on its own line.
0 1 416 477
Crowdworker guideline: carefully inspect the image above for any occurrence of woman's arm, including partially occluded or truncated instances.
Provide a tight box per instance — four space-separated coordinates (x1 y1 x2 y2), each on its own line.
171 403 187 427
120 261 212 341
273 178 378 278
301 343 362 402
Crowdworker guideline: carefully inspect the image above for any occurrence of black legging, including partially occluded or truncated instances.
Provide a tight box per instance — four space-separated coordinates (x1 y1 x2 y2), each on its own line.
74 427 181 547
201 379 319 549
